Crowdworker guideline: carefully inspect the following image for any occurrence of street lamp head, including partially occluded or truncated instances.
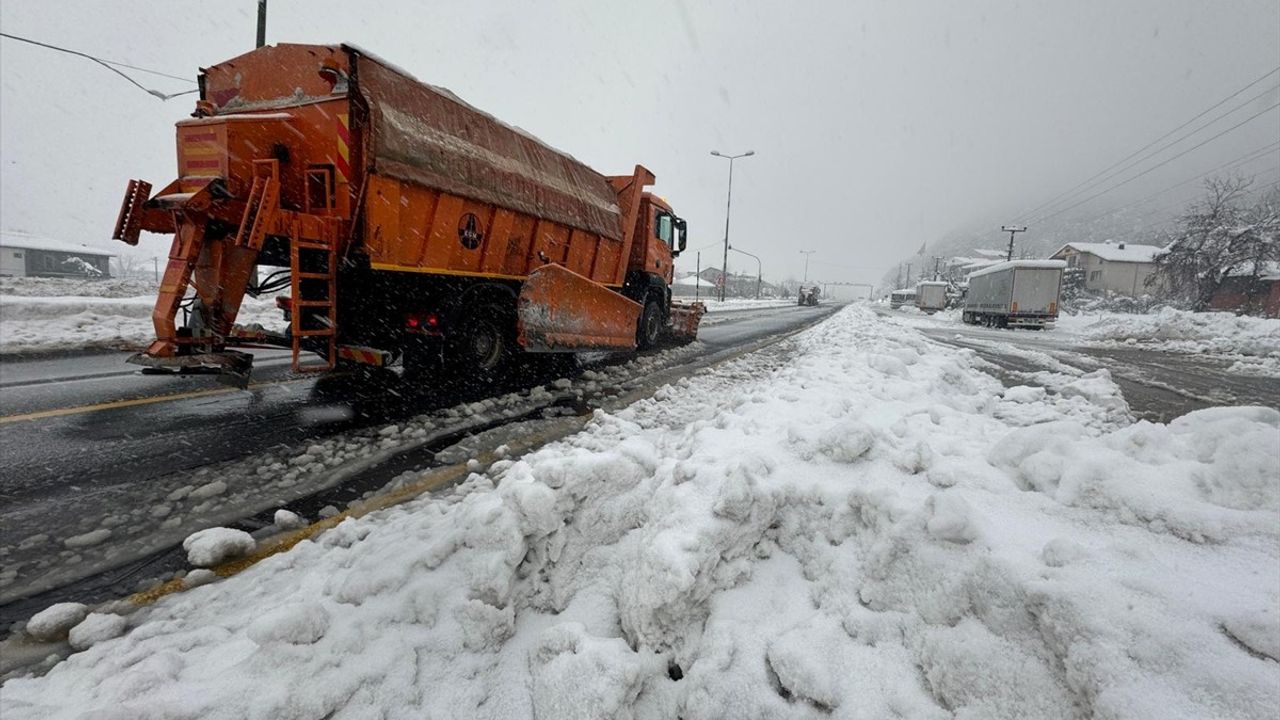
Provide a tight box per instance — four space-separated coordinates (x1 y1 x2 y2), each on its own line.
744 150 755 157
710 150 722 157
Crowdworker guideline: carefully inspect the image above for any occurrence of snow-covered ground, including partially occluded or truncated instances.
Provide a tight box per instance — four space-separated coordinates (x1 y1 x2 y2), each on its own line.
1058 307 1280 374
0 277 286 355
675 295 798 313
4 305 1278 719
884 304 1280 376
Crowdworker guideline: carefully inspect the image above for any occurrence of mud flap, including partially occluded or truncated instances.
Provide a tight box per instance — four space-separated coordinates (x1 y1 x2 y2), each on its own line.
517 264 642 352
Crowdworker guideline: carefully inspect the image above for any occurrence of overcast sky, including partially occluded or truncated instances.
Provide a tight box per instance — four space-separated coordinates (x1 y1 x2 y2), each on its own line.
2 0 1277 286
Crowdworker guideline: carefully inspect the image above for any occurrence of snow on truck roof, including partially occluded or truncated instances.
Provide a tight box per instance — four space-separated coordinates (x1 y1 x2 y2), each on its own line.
916 280 948 287
1051 241 1165 263
967 259 1066 279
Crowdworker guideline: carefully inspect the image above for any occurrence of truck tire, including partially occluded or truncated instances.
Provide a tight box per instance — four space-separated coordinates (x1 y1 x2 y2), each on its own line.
637 297 663 350
440 303 516 391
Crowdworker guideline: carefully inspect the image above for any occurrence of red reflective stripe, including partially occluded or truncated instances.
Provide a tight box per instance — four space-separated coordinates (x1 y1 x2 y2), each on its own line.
336 118 350 143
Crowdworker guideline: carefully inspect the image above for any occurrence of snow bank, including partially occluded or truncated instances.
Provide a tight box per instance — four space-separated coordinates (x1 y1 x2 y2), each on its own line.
1064 306 1280 360
0 292 285 355
4 306 1277 719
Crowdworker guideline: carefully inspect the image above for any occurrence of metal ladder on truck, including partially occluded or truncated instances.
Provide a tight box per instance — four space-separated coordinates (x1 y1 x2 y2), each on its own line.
288 223 338 373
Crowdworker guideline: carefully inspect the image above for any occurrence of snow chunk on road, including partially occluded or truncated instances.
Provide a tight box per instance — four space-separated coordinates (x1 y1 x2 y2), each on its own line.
182 527 255 567
62 528 110 549
25 602 89 642
272 509 306 531
67 613 127 651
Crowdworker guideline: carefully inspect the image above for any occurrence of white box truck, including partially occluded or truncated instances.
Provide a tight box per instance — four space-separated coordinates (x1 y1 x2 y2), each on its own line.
915 281 948 313
963 260 1065 329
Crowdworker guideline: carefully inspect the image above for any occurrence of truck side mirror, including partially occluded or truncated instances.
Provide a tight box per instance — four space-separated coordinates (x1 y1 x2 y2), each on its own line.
675 219 687 255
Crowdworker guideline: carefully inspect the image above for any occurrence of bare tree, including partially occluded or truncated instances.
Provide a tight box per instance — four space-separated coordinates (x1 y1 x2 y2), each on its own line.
112 254 142 278
1153 176 1280 311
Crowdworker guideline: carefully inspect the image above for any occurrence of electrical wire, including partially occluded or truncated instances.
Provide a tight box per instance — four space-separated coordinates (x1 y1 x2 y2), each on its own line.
0 32 198 100
1056 141 1280 228
1014 65 1280 223
1030 101 1280 224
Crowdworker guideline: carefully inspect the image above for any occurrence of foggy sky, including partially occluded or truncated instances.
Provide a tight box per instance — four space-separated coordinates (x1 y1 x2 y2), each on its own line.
2 0 1277 286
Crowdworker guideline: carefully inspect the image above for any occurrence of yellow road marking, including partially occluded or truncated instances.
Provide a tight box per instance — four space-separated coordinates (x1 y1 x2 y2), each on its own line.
0 378 309 425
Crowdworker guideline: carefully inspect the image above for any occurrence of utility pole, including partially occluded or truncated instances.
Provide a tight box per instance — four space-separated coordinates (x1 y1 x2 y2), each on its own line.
256 0 268 48
932 256 942 280
1001 225 1027 261
711 150 755 301
153 257 159 284
895 263 902 289
695 251 701 302
800 250 816 283
905 262 913 286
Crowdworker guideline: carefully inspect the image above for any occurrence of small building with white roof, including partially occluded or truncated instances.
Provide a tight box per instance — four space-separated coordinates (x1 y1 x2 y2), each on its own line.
0 230 114 279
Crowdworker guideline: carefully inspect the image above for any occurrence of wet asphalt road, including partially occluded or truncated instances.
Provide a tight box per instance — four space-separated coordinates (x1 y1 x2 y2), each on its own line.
0 303 838 513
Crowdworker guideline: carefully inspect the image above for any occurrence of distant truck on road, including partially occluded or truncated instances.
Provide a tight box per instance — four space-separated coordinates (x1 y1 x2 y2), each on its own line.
914 281 948 313
797 285 821 306
962 260 1065 329
889 288 916 309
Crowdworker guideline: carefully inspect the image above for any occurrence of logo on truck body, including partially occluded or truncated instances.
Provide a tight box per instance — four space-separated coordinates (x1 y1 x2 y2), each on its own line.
458 213 484 250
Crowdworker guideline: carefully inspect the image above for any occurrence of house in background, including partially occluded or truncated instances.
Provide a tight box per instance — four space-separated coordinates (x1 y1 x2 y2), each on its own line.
0 230 114 278
1209 262 1280 318
1049 240 1164 297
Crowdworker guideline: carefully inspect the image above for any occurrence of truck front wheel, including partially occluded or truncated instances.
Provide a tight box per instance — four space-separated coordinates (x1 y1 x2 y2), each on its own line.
637 297 663 350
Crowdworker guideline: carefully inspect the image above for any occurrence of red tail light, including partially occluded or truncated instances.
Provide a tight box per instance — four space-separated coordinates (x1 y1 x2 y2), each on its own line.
406 313 440 332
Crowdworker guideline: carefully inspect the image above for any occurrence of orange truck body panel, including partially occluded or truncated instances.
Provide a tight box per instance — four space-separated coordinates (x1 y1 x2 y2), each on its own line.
113 43 696 373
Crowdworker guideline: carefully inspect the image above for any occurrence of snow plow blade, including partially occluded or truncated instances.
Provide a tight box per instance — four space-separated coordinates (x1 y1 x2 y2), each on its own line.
517 264 642 352
667 301 706 342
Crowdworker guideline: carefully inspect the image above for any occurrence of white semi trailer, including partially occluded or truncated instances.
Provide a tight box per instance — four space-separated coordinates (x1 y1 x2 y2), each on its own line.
963 260 1066 329
915 281 949 313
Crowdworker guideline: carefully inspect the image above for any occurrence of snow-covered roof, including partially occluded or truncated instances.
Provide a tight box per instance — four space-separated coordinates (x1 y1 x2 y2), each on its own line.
916 280 948 287
1050 241 1165 263
968 259 1066 279
971 248 1009 259
674 275 716 288
0 230 116 257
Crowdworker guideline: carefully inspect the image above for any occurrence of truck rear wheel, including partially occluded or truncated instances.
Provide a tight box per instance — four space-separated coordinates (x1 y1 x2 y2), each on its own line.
452 304 514 379
637 297 663 350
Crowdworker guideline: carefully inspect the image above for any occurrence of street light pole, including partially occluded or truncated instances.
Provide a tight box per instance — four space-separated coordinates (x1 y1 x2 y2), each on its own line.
1001 225 1027 261
711 149 755 301
729 245 763 298
800 250 816 284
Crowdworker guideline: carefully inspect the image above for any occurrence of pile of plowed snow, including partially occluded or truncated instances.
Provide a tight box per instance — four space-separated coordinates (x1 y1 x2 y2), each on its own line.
0 277 285 355
4 305 1277 719
1064 306 1280 358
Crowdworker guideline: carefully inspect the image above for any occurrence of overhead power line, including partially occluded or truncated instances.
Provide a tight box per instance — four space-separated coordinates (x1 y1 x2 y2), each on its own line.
1015 64 1280 222
1024 81 1280 221
1031 100 1280 224
0 32 198 100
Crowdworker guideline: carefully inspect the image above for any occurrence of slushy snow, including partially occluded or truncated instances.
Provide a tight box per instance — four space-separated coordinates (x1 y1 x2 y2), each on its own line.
4 306 1277 719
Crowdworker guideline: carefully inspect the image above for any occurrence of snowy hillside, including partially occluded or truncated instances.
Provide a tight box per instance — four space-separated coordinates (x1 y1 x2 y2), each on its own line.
3 306 1277 719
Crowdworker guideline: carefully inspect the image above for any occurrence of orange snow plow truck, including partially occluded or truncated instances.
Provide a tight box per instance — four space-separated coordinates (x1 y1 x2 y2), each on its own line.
112 43 704 385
